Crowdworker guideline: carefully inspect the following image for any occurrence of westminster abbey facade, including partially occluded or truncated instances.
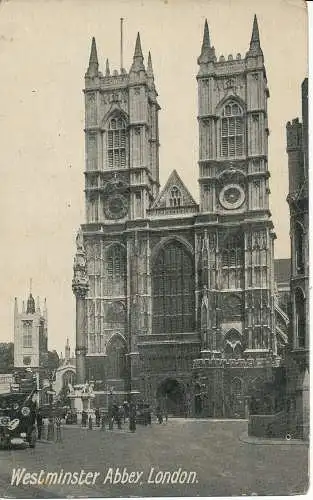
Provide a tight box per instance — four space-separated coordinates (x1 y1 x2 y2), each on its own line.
73 16 288 417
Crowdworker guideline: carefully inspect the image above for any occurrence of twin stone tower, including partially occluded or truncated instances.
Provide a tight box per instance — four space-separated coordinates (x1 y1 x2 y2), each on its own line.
72 17 288 418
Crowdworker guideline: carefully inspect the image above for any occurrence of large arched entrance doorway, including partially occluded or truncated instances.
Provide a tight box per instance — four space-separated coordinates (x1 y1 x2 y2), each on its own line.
156 379 186 417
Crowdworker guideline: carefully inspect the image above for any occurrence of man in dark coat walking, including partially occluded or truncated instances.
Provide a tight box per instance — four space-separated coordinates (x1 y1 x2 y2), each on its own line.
36 410 43 440
129 402 136 432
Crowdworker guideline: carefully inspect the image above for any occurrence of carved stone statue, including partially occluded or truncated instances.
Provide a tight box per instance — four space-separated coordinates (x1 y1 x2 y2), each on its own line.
76 227 84 252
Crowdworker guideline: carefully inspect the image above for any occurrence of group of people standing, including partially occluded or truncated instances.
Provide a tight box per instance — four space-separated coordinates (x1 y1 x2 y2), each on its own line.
80 401 138 432
155 404 168 424
75 399 169 431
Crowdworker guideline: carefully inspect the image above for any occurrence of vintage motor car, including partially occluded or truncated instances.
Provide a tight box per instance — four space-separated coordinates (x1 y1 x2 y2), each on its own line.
0 390 37 448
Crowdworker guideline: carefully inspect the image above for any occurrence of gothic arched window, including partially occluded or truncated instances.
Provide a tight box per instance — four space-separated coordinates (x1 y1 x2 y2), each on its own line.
224 329 243 358
23 321 33 348
62 370 76 387
221 232 244 289
107 116 127 169
295 222 305 274
295 287 306 348
221 232 244 267
105 244 127 296
152 241 195 334
220 101 244 158
169 186 181 207
231 377 243 397
106 335 127 379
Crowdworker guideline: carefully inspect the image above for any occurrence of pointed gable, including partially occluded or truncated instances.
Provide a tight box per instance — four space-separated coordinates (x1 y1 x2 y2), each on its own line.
149 170 198 215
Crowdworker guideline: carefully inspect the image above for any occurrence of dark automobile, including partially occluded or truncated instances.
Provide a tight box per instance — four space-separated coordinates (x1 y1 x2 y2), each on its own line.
65 410 77 424
0 391 37 448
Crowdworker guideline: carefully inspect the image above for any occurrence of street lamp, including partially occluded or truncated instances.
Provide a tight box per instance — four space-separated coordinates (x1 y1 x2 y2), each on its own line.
47 372 55 441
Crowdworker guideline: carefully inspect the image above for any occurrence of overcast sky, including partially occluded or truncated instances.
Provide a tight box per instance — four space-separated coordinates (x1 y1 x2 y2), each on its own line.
0 0 307 355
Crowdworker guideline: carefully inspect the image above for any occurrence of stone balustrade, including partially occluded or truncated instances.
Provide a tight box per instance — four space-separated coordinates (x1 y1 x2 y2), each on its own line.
192 356 282 370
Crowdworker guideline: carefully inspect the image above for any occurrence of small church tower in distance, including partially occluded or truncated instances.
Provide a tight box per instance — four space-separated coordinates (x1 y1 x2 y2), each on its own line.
14 283 48 369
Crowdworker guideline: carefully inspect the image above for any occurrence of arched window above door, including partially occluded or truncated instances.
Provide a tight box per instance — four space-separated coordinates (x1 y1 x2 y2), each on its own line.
152 240 195 334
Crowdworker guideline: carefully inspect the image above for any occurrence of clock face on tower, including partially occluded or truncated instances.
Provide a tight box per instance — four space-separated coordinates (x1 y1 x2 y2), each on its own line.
105 194 128 220
219 184 245 210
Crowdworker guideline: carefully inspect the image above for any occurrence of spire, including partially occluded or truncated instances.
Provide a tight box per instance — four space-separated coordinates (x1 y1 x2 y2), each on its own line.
134 32 143 58
198 19 216 66
87 37 99 76
247 15 263 57
130 32 145 73
147 51 157 94
105 58 110 77
251 14 260 44
147 51 154 78
26 293 35 314
65 337 70 361
202 19 211 51
43 298 48 321
89 37 98 65
14 297 18 317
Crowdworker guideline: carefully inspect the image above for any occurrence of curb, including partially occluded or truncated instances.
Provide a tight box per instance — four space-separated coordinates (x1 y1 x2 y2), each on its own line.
239 432 309 446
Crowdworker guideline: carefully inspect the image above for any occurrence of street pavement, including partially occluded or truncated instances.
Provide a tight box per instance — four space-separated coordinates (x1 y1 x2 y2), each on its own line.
0 419 309 498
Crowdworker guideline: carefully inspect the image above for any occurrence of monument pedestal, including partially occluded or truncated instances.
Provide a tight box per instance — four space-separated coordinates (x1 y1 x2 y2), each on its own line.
68 384 95 424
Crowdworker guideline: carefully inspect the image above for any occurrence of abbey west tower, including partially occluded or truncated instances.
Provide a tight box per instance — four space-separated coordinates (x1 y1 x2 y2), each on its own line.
73 17 286 416
196 17 275 354
73 33 161 399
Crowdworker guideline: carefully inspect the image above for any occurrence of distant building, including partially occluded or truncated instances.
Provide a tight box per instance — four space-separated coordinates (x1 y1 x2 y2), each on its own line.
53 338 76 396
286 78 309 439
14 290 48 369
0 373 14 394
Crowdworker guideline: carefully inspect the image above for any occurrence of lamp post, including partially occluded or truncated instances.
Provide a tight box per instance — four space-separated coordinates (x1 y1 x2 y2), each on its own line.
47 372 55 441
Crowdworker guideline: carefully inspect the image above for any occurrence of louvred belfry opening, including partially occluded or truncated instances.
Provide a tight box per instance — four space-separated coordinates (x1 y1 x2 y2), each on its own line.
220 101 244 158
107 117 127 169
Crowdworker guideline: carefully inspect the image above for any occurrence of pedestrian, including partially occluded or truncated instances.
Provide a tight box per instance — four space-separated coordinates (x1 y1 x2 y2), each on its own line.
108 404 114 430
117 406 124 429
112 403 119 427
36 410 43 440
147 404 152 425
156 405 163 424
101 414 106 431
129 402 136 432
164 406 168 424
123 401 129 422
55 416 62 442
164 396 169 424
143 404 149 426
95 408 100 427
81 410 87 428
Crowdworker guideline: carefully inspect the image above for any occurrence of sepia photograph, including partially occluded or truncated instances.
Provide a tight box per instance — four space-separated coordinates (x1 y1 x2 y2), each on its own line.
0 0 309 497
